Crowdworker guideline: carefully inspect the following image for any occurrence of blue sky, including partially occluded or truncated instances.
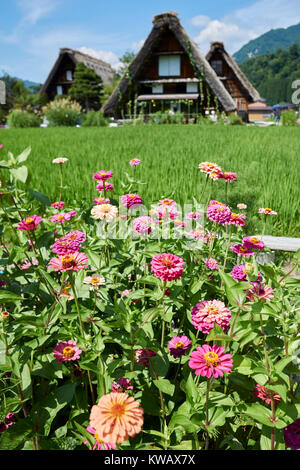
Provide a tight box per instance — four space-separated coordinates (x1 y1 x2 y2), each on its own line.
1 0 300 83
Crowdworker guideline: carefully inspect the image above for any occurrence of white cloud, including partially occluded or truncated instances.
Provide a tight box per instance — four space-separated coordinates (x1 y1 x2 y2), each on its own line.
17 0 60 25
77 47 122 69
191 0 300 54
131 39 144 52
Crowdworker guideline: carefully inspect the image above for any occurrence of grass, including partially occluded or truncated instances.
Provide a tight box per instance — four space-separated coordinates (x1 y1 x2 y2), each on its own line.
1 124 300 237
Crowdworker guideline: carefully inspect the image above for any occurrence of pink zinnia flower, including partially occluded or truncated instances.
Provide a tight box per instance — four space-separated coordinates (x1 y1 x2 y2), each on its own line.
51 201 65 209
0 413 16 434
129 159 141 166
231 265 247 282
155 205 179 220
246 280 274 302
136 348 156 367
53 340 82 364
218 171 237 182
243 236 264 251
186 212 202 220
84 426 116 451
207 204 231 225
0 145 3 150
121 289 132 297
199 162 222 179
191 300 231 334
189 344 233 378
132 216 153 235
52 157 68 164
284 419 300 450
96 182 114 193
48 252 88 272
204 258 219 270
158 199 176 206
168 336 192 358
52 231 86 255
121 193 143 209
231 244 254 257
254 383 281 406
228 212 247 227
151 253 185 282
50 211 77 223
17 215 42 231
93 170 113 181
93 196 110 205
174 219 185 227
112 377 134 393
21 259 39 270
258 207 277 216
188 229 206 240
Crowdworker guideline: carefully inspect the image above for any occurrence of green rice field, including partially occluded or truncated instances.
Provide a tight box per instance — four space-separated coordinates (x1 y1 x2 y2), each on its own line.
1 124 300 236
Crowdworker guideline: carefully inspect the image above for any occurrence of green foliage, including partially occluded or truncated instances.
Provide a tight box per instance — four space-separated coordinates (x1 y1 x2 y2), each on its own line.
42 97 81 127
149 110 185 125
7 110 41 128
227 114 244 126
281 109 298 126
81 110 108 127
68 62 103 111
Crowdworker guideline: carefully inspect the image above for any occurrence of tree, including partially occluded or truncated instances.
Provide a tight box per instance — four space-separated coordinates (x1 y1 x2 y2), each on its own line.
68 62 103 111
116 51 135 78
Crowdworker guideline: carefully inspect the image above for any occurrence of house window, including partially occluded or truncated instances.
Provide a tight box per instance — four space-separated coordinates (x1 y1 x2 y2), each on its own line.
152 83 163 94
211 60 223 75
66 70 73 81
56 85 63 95
158 55 180 76
186 82 198 93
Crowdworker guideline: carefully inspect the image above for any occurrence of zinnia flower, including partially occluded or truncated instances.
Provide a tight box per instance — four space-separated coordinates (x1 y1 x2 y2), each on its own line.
121 289 132 297
243 236 264 251
121 193 143 209
151 253 185 282
191 300 231 334
17 215 42 231
186 212 202 220
228 212 247 227
50 211 77 223
53 340 82 364
84 275 105 290
204 258 219 270
231 265 247 282
132 216 153 235
93 170 113 181
91 204 118 222
84 426 116 451
207 204 231 225
96 182 114 193
48 252 88 272
284 419 300 450
52 157 68 164
188 229 206 240
52 231 86 255
136 348 156 367
199 162 222 179
93 196 110 205
51 201 65 209
258 208 277 216
168 336 192 358
89 392 144 445
112 378 134 393
246 280 274 302
20 259 39 270
0 413 16 434
218 171 237 182
231 244 254 257
189 344 233 378
129 159 141 166
158 198 176 206
254 383 281 405
237 203 247 210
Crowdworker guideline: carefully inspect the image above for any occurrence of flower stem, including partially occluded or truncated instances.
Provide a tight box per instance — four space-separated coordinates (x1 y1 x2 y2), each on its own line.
69 273 85 340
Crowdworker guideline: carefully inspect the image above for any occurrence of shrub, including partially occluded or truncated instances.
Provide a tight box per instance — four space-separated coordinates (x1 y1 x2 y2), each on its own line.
227 113 244 125
81 110 108 127
7 110 41 128
149 110 185 125
42 97 81 126
281 109 297 126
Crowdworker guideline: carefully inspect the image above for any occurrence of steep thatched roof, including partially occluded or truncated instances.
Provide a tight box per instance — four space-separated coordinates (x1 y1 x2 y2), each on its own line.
102 12 236 114
41 48 114 95
206 42 261 103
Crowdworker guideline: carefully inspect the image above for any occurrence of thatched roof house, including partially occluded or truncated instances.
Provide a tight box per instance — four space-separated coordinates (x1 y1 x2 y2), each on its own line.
206 41 261 114
102 12 236 117
41 48 114 100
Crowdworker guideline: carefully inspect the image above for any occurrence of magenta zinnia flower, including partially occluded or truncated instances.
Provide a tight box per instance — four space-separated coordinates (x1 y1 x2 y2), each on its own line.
132 216 153 235
53 340 82 364
231 265 247 282
243 236 264 251
231 244 254 257
121 193 143 209
258 207 277 216
228 212 247 227
48 252 88 272
84 426 116 451
254 383 281 406
93 170 113 181
112 377 134 393
204 258 219 270
284 419 300 450
151 253 185 282
129 158 141 166
93 196 110 205
50 211 77 223
207 204 231 225
191 300 231 334
17 215 42 231
168 336 192 358
218 171 237 182
158 198 176 207
189 344 233 378
51 231 86 255
186 212 202 220
246 280 274 302
51 201 65 209
96 182 114 193
136 348 156 367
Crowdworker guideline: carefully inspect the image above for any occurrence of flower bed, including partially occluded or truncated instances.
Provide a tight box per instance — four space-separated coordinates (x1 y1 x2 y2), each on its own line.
0 145 300 451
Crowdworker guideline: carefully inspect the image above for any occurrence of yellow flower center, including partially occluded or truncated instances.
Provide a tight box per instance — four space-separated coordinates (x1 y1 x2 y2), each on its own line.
161 256 174 268
265 208 272 212
57 215 65 220
94 431 103 444
204 351 220 367
63 346 74 358
250 237 259 243
90 277 100 285
26 217 34 224
239 247 248 253
231 213 239 218
61 254 75 268
110 403 125 418
128 194 137 198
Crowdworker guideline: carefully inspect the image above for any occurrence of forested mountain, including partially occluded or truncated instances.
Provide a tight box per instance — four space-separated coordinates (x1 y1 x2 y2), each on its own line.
233 22 300 64
240 43 300 105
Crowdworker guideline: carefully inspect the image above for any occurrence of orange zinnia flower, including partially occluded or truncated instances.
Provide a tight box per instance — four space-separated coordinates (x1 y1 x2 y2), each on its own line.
89 392 144 444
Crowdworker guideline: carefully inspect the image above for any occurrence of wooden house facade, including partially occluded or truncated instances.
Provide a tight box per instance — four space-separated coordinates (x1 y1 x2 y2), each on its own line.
206 41 261 120
102 12 236 118
40 48 114 101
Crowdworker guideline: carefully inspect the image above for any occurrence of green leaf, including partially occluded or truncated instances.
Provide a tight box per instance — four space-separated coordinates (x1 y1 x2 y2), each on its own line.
184 372 199 404
28 189 51 207
153 378 175 396
233 355 254 375
20 363 32 400
219 270 249 307
0 418 34 450
16 147 31 164
243 403 273 427
0 290 22 302
10 165 28 184
169 413 199 433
